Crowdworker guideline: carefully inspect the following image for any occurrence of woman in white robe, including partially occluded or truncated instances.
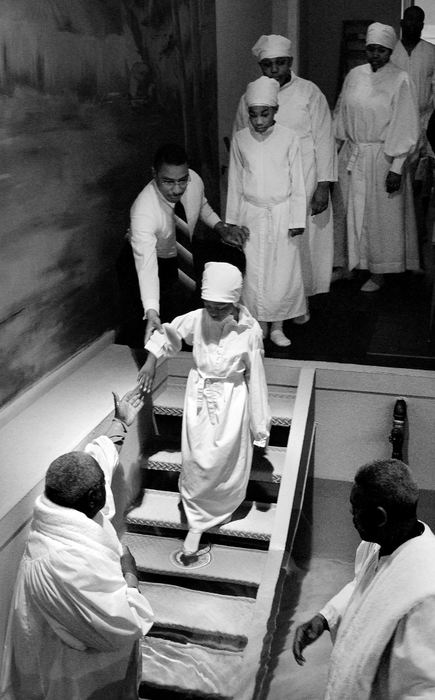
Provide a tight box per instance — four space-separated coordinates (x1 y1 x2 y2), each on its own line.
227 76 307 347
139 262 271 562
333 22 420 292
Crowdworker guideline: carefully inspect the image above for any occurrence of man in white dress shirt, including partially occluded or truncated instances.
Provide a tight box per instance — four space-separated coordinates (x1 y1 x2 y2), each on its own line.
293 458 435 699
130 143 247 343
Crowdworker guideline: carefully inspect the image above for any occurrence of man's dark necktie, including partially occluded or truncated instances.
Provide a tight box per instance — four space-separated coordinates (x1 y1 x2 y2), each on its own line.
174 200 195 290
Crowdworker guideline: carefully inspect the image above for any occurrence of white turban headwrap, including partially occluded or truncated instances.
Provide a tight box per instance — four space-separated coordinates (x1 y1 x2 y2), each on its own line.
201 262 242 304
365 22 397 50
252 34 292 61
246 76 280 107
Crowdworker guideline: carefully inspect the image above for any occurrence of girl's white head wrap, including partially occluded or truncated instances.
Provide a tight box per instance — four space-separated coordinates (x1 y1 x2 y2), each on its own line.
201 262 242 303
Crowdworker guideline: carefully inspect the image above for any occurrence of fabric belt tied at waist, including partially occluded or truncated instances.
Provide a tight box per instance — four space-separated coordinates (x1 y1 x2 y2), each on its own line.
195 373 244 424
346 140 384 172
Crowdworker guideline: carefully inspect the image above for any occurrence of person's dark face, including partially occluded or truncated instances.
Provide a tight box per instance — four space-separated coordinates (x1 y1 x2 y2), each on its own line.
203 300 236 322
350 484 381 542
259 56 292 86
154 162 189 204
401 9 424 42
248 105 277 133
366 44 392 72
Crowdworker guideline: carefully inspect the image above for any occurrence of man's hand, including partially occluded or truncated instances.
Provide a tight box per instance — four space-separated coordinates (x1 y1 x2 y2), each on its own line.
310 181 330 215
112 387 144 426
138 353 157 394
144 310 163 345
292 614 328 666
289 228 304 237
385 171 401 194
215 221 249 249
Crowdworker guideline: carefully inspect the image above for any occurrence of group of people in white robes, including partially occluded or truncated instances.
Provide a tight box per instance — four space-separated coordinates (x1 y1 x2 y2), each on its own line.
228 15 434 334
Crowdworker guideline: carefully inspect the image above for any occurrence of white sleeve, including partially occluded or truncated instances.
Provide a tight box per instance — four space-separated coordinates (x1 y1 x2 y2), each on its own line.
288 136 307 229
85 436 119 520
130 192 161 315
309 86 337 182
246 328 271 446
225 135 244 224
319 540 377 639
387 596 435 698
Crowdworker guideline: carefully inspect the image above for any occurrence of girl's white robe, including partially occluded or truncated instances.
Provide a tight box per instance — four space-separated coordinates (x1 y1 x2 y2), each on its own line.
234 74 337 296
226 123 307 322
146 307 271 532
333 62 420 273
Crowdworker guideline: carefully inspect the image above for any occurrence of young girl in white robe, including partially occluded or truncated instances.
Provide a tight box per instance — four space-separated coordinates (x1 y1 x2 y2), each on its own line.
226 76 307 347
138 262 271 565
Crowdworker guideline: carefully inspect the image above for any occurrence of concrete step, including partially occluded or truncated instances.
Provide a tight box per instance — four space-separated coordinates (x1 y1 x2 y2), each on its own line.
140 635 244 699
123 532 267 592
153 379 295 427
126 489 275 542
143 445 286 484
140 581 255 651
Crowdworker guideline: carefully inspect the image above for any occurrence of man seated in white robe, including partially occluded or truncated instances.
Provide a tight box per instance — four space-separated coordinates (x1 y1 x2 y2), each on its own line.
0 388 154 700
293 458 435 699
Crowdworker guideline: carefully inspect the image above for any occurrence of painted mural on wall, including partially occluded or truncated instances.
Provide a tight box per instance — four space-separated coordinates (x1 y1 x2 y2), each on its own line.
0 0 218 407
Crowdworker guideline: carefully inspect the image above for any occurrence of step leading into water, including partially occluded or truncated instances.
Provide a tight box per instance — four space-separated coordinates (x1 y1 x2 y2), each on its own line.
140 635 244 699
140 581 255 651
126 489 275 541
153 379 295 427
143 445 286 483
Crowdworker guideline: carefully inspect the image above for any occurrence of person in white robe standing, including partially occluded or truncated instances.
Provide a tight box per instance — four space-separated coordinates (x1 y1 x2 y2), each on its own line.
233 34 337 314
138 262 271 565
0 388 154 700
391 5 435 266
293 458 435 699
333 22 420 293
227 76 307 347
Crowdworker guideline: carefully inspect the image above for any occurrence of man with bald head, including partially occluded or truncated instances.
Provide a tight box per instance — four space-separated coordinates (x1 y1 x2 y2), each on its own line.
1 388 154 700
233 34 337 315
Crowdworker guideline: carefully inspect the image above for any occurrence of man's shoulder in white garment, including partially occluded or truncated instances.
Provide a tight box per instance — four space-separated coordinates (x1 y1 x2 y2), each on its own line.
280 73 327 100
186 168 204 195
130 177 161 218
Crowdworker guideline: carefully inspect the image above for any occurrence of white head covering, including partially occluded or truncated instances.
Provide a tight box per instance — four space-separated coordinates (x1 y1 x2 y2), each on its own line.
201 262 242 304
252 34 292 61
246 76 280 107
365 22 397 50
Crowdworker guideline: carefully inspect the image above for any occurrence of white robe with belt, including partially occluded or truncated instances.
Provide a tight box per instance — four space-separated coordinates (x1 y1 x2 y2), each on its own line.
226 123 306 322
0 437 154 700
234 74 337 296
146 307 271 532
333 62 420 273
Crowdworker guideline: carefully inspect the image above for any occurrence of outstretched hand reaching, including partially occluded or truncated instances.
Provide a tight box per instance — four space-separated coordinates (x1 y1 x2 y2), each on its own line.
112 387 145 426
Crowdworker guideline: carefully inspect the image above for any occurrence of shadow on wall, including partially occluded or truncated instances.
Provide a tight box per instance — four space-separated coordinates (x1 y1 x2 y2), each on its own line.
0 0 218 408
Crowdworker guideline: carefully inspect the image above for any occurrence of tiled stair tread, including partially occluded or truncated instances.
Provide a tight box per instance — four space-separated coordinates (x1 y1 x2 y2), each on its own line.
126 489 275 540
140 636 244 698
153 381 295 425
140 581 255 638
123 532 267 586
144 445 286 483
